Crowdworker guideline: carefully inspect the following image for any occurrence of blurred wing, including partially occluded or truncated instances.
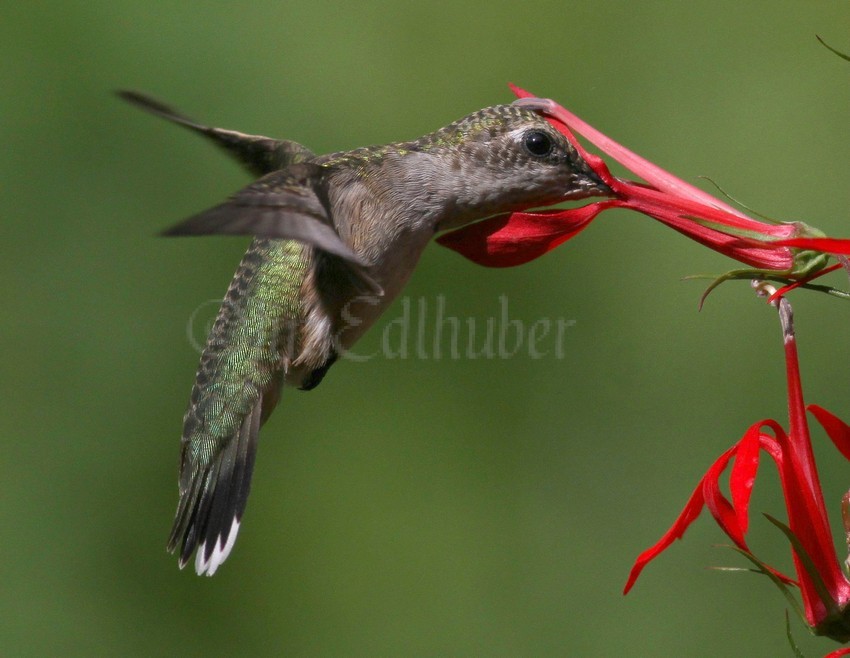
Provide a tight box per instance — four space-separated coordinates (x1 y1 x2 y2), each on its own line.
163 163 353 261
163 163 381 293
117 90 315 176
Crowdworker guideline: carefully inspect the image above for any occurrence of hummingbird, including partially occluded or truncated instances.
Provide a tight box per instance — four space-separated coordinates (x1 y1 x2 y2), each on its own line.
120 90 609 575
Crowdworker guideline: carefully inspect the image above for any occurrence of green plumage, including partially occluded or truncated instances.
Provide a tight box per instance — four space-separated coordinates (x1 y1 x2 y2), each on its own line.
168 238 307 566
181 238 305 464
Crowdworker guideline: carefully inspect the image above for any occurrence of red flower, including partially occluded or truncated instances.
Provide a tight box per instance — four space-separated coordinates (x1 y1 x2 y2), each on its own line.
438 86 850 276
624 289 850 644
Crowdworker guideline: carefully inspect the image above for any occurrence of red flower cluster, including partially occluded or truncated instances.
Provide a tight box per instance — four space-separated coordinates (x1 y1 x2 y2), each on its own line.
625 288 850 645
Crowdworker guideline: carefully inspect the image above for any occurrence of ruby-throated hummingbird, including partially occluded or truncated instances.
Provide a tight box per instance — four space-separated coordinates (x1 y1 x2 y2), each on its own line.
120 91 609 575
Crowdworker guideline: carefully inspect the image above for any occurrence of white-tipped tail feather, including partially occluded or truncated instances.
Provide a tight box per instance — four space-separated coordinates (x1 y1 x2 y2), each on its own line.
195 518 241 576
168 396 262 574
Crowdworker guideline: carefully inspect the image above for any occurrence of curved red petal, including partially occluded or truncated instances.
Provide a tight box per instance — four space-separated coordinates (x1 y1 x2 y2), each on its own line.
808 404 850 461
436 205 608 267
768 264 844 303
624 444 738 594
703 447 747 548
730 422 764 535
623 481 706 594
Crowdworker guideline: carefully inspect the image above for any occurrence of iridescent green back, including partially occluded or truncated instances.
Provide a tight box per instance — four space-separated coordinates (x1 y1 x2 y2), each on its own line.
179 238 306 481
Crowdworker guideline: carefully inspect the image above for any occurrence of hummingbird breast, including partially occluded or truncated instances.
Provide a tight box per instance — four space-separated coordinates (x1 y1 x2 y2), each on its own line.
286 164 440 385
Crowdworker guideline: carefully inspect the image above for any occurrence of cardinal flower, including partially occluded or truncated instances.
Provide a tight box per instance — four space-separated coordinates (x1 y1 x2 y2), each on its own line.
624 285 850 645
438 86 850 284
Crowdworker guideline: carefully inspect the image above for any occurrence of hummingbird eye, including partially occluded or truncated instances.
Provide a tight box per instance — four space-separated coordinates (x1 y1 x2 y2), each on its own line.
523 130 554 157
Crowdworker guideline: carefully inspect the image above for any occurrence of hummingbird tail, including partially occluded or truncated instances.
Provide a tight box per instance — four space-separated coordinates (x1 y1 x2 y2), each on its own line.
167 396 262 576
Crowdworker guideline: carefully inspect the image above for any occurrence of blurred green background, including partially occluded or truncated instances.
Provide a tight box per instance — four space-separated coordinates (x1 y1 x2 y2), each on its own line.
4 1 850 656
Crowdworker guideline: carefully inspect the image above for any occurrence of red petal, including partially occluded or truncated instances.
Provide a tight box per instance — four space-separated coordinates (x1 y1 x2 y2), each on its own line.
435 205 608 268
615 180 797 239
768 264 844 302
624 444 737 594
703 446 747 548
508 83 537 101
824 649 850 658
773 237 850 255
639 203 794 271
808 404 850 461
729 422 764 535
623 482 706 594
616 182 795 270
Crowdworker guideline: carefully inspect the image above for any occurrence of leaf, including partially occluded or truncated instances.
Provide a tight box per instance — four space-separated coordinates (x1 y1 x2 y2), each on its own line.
765 514 842 619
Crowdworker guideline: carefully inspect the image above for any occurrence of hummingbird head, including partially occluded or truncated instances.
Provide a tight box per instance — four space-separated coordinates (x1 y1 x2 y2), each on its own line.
415 101 611 226
317 101 612 238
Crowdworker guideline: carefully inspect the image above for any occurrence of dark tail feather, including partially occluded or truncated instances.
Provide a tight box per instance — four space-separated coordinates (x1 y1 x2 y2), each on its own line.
115 90 315 176
167 398 262 576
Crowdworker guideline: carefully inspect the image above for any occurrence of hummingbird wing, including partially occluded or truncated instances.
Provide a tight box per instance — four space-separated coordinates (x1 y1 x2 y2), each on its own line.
116 90 315 176
163 163 382 294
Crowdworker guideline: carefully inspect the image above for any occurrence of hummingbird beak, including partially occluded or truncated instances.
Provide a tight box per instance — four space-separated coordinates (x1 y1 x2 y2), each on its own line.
565 159 614 201
581 166 614 198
